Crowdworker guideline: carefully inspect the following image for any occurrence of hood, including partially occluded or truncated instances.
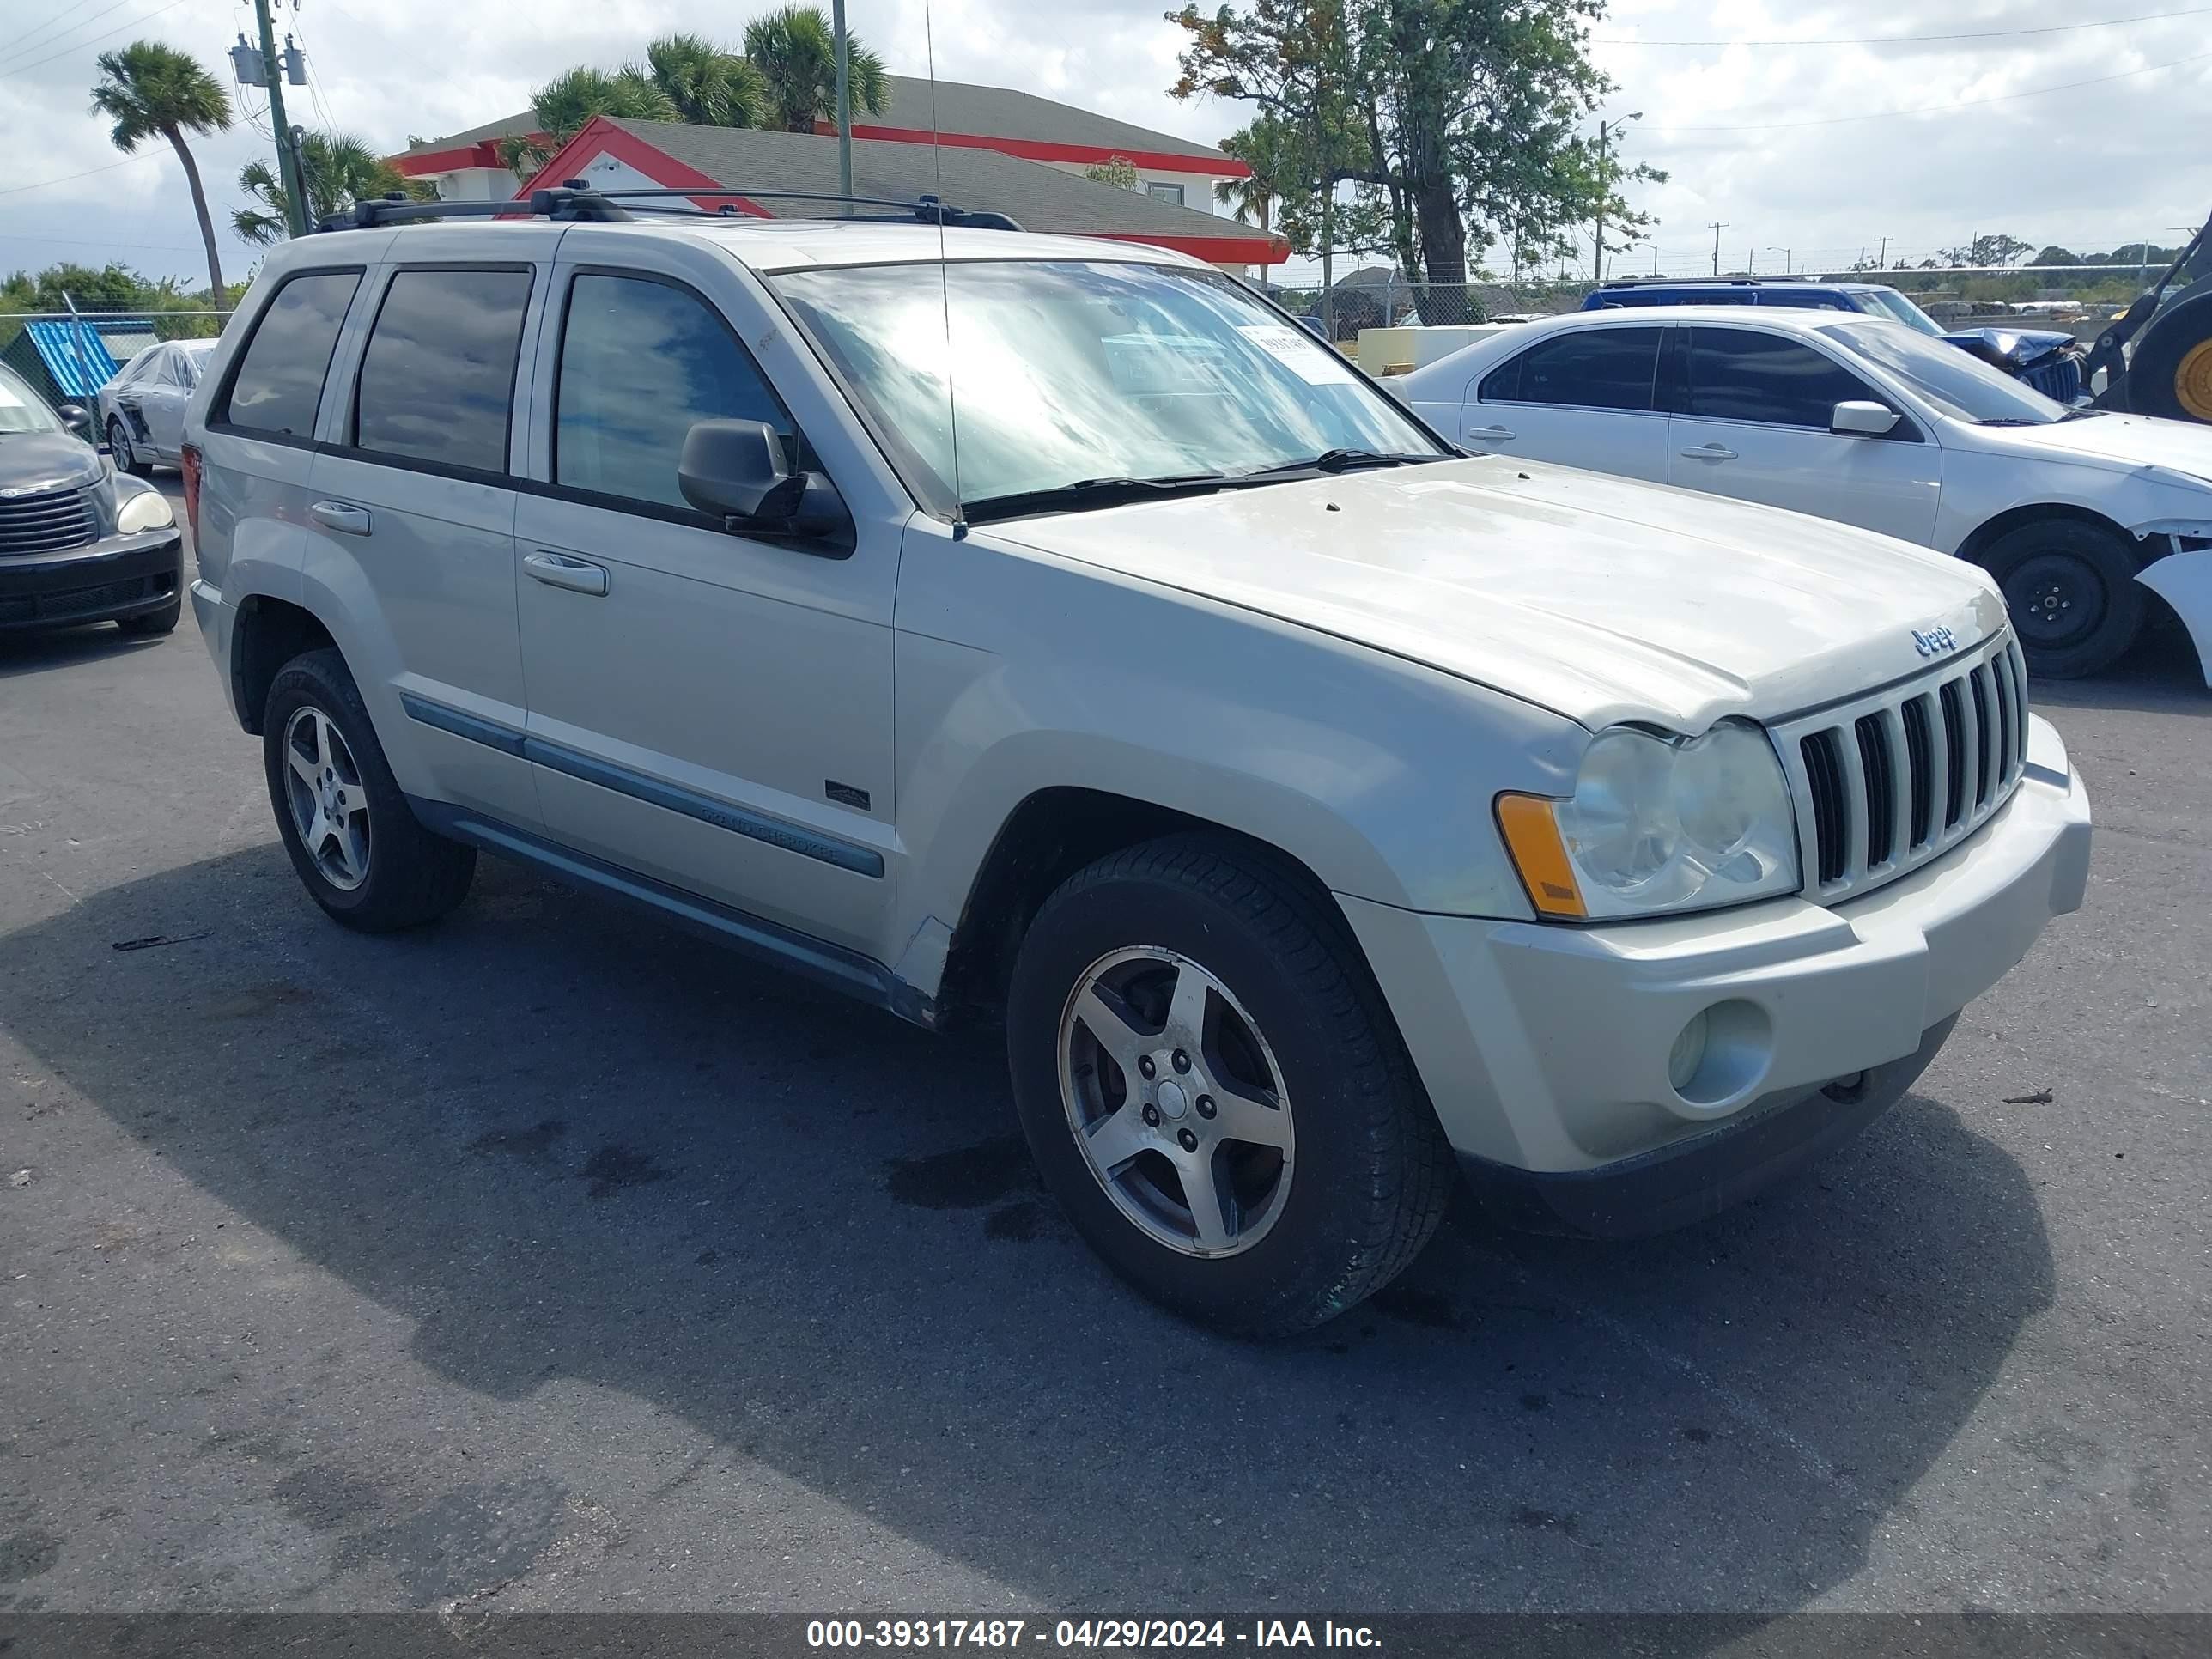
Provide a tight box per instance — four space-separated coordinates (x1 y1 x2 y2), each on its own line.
0 430 105 495
1942 325 2077 366
1976 411 2212 485
984 457 2005 732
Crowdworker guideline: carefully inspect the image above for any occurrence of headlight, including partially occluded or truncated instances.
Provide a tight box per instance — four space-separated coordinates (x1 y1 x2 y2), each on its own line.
1498 721 1801 921
115 489 174 535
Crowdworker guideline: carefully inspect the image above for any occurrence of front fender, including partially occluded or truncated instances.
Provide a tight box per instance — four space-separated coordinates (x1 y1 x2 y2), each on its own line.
2134 544 2212 686
890 520 1588 967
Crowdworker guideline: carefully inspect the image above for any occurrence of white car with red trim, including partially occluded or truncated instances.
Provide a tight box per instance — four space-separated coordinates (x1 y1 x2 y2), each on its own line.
1401 305 2212 683
179 194 2090 1334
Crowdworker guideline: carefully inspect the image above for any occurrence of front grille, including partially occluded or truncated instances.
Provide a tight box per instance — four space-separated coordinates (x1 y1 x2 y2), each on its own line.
2021 353 2082 404
0 486 99 556
1779 635 2029 904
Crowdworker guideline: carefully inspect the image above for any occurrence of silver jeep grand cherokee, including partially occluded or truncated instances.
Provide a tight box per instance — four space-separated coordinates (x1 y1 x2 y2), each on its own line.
180 191 2090 1334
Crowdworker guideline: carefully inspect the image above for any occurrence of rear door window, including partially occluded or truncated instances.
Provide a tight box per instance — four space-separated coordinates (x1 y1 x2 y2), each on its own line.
1499 326 1662 411
220 270 362 440
352 266 534 474
1686 326 1879 427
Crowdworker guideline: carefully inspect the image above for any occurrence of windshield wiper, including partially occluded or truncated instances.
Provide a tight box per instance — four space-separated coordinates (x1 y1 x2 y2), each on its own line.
2059 406 2108 420
1233 448 1436 480
962 472 1227 523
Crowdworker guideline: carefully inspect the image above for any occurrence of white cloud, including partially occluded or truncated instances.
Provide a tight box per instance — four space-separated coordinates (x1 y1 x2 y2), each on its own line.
3 0 2207 291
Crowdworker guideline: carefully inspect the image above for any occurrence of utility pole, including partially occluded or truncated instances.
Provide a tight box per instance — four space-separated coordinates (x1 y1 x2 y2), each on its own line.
1709 221 1728 276
250 0 308 237
1591 112 1640 283
1877 233 1892 267
832 0 853 198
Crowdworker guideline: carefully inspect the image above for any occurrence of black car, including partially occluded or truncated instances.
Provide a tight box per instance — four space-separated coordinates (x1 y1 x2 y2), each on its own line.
0 362 185 636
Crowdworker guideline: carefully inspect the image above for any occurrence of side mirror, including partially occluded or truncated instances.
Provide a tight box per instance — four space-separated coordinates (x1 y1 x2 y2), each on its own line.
1832 399 1900 436
57 404 91 437
678 419 808 524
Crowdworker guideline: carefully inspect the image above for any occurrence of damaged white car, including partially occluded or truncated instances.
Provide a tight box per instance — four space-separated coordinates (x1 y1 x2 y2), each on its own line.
1401 307 2212 682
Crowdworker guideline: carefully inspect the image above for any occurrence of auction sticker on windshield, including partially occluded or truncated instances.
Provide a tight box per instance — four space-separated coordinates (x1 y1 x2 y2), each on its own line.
1237 324 1359 384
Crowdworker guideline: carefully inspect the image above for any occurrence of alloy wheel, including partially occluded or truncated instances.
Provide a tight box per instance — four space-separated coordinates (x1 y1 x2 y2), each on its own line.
1056 945 1295 1258
281 705 372 891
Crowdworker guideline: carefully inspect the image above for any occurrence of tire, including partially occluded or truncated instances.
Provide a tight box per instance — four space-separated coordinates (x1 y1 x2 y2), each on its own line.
1006 834 1455 1337
2121 283 2212 425
118 596 182 636
1978 518 2145 679
106 417 143 476
261 647 476 933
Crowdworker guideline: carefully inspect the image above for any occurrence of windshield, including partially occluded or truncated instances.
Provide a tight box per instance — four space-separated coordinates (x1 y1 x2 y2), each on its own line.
0 367 64 436
1856 288 1945 337
769 259 1448 515
1819 319 2071 425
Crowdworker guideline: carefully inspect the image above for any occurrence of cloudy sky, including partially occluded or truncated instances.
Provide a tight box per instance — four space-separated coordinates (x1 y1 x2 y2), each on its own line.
4 0 2209 294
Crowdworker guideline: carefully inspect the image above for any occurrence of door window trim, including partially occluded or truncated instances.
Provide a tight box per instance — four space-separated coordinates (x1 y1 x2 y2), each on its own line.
1679 323 1925 441
536 264 851 554
319 260 538 487
205 264 368 450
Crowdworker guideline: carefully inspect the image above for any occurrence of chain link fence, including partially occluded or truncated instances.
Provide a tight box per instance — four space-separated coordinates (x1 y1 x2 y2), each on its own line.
0 305 238 411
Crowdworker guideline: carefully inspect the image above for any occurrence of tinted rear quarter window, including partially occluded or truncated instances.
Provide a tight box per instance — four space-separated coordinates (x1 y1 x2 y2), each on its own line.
220 270 361 438
352 266 534 474
553 272 792 511
1506 326 1662 411
1687 326 1874 426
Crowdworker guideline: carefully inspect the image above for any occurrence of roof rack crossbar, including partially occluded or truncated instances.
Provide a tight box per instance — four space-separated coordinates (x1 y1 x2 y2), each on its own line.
319 185 1022 234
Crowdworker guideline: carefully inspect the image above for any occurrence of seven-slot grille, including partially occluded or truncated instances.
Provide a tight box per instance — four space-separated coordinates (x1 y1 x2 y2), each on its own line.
0 485 99 556
1778 635 2029 903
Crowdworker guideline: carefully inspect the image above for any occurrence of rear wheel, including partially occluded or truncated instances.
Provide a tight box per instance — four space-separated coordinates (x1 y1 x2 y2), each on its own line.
262 647 475 932
1006 835 1454 1337
1978 519 2145 679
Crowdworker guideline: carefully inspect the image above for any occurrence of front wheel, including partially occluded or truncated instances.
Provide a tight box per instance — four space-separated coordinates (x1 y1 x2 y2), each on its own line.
1006 836 1455 1337
106 417 143 476
1979 519 2145 679
262 647 476 932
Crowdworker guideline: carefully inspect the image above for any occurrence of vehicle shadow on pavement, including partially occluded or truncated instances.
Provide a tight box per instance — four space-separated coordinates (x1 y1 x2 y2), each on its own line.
0 843 2055 1614
0 624 167 683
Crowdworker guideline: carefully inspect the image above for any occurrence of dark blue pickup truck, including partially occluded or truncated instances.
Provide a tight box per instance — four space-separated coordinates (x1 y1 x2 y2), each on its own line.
1583 276 2086 404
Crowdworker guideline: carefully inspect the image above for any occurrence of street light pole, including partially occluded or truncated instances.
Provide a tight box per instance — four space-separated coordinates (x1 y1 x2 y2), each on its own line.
833 0 853 198
251 0 308 237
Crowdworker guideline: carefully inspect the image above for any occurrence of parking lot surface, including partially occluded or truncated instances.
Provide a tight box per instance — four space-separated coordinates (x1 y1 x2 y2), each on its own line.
3 489 2208 1615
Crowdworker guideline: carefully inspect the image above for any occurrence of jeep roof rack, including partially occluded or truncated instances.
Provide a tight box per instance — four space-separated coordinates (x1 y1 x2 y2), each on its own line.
321 185 1024 234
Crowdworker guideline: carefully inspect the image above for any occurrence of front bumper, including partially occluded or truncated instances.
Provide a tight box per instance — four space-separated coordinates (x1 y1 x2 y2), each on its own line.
1340 714 2091 1224
0 532 183 632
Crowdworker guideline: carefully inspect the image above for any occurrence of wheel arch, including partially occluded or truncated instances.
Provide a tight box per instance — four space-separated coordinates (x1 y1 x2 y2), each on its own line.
1955 502 2152 572
229 593 339 735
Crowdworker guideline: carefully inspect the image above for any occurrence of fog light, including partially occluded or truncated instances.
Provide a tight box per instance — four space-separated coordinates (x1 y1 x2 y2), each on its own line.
1668 1010 1711 1093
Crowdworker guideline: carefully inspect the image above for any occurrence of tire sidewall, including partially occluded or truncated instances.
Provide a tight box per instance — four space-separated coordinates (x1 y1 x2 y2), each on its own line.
1982 521 2144 679
1007 863 1406 1331
106 418 138 475
262 654 401 923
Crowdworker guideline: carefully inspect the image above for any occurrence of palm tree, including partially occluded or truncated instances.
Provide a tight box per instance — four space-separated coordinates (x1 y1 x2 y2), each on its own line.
741 5 888 134
1216 118 1287 233
499 65 684 177
234 132 426 244
89 42 232 302
646 33 767 130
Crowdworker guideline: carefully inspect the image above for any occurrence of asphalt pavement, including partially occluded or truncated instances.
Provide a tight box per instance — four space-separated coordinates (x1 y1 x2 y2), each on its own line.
2 484 2207 1617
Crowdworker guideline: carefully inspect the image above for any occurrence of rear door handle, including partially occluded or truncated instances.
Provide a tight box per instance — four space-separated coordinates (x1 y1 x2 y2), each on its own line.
309 501 372 536
524 550 609 597
1466 424 1517 441
1679 443 1738 461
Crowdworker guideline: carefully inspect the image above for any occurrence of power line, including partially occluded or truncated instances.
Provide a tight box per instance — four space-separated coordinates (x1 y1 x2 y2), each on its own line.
0 0 162 70
0 0 195 80
3 3 104 64
1596 4 2212 48
0 150 161 198
1652 46 2212 131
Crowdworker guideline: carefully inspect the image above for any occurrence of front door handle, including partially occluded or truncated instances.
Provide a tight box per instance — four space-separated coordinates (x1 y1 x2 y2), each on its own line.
1465 423 1517 441
1679 442 1739 461
524 550 609 597
309 501 373 536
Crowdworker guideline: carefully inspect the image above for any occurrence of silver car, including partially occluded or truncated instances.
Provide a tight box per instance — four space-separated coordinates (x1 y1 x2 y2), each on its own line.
98 339 217 476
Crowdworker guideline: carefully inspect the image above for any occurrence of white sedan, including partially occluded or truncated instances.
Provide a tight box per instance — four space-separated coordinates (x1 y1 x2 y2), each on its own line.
95 338 216 477
1401 305 2212 680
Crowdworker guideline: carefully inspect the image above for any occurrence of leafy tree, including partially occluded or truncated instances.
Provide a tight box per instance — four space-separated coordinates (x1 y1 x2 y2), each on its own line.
741 5 888 134
234 132 426 243
1939 233 2033 267
88 42 233 308
1085 155 1143 190
647 33 768 129
1170 0 1656 325
2033 246 2080 267
1214 118 1287 228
